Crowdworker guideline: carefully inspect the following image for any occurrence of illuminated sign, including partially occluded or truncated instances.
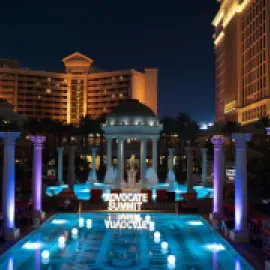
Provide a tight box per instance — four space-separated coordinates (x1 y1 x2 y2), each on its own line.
104 214 148 229
104 193 148 211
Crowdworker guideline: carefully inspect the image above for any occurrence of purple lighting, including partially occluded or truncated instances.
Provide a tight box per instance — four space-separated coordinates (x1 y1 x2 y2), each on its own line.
211 136 225 215
30 136 46 216
0 132 20 235
232 133 251 238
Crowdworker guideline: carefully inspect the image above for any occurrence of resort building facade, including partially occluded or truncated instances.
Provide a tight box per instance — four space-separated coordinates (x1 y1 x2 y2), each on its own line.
0 52 158 124
213 0 270 125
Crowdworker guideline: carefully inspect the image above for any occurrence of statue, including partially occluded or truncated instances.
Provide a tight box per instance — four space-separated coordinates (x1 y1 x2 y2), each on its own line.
127 154 137 186
128 154 136 171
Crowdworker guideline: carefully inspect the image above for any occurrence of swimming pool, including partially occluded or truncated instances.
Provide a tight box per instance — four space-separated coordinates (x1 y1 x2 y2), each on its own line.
0 213 252 269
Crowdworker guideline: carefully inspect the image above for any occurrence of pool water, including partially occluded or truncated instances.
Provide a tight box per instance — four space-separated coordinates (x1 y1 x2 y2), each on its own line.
46 183 214 201
0 213 252 269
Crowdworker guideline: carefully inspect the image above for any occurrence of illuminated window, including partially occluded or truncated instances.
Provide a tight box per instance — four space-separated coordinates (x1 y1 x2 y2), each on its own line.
46 88 51 94
77 80 81 84
119 76 123 80
103 107 107 112
56 83 60 87
119 93 123 98
77 85 80 90
47 78 51 82
37 95 41 99
112 94 115 98
104 89 107 93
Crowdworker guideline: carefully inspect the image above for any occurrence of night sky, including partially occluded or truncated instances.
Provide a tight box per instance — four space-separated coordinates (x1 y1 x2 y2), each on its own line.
1 0 219 123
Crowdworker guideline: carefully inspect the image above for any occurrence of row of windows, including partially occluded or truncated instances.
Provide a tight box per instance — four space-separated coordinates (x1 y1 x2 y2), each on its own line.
242 104 266 122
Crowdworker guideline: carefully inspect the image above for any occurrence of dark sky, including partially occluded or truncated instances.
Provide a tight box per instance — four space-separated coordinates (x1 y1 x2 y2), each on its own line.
1 0 219 123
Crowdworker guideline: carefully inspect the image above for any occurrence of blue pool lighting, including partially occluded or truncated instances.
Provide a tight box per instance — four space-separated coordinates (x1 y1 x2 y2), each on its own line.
0 213 253 269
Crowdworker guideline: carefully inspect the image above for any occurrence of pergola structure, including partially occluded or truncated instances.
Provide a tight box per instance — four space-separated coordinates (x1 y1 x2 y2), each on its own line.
102 99 163 187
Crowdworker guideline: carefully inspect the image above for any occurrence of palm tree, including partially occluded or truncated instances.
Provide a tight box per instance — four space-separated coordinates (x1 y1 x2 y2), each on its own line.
96 114 106 172
161 117 177 174
79 115 93 163
175 113 199 174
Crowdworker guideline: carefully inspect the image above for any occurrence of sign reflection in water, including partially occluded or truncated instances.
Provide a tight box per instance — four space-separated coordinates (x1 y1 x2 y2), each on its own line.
104 214 148 229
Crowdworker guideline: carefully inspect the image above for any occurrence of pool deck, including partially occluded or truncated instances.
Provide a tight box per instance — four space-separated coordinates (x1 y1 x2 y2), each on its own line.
0 211 266 269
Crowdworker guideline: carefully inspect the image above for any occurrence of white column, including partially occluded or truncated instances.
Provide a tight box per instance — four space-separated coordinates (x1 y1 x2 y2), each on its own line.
106 137 112 171
140 138 147 184
168 148 175 171
231 133 251 241
185 147 194 193
30 135 46 221
88 147 97 183
211 136 225 217
152 138 158 173
57 147 64 185
117 138 124 186
67 145 76 190
201 148 208 186
0 132 20 240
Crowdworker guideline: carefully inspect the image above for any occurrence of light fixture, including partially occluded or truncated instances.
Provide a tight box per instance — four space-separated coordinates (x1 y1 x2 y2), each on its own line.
58 236 65 245
51 219 67 225
154 231 160 239
167 255 176 264
71 228 78 235
187 221 203 226
79 217 84 228
41 250 50 259
204 243 225 252
86 219 92 229
161 241 168 250
22 242 43 250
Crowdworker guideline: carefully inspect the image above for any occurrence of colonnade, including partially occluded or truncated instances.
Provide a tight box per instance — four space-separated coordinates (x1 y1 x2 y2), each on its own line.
0 133 45 239
211 133 251 241
105 136 159 184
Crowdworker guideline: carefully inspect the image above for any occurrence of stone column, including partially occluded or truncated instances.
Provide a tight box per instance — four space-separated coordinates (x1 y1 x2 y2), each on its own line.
201 148 208 186
30 135 46 220
140 138 147 184
88 147 97 182
57 147 64 185
231 133 251 241
185 147 194 193
117 138 124 186
152 138 158 173
211 136 225 217
67 145 76 190
0 132 20 240
106 137 112 171
168 148 175 171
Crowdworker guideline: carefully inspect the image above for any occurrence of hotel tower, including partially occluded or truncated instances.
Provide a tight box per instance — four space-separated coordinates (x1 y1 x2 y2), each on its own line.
0 52 158 124
213 0 270 125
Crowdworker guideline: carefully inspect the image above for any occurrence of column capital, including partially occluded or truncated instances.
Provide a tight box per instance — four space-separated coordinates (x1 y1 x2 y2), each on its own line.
168 148 175 154
29 135 46 147
211 135 225 149
201 148 208 154
0 132 20 144
57 146 64 152
232 133 251 149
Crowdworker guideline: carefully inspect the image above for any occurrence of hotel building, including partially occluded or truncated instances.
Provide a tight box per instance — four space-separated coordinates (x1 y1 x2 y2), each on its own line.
0 52 158 124
213 0 270 125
